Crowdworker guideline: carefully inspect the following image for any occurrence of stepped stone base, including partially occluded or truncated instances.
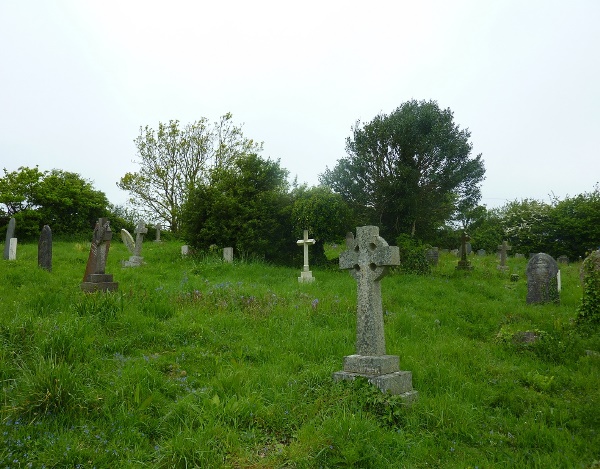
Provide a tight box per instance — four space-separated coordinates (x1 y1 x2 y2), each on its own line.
81 273 119 292
333 354 418 402
122 256 144 267
298 270 315 283
456 260 473 270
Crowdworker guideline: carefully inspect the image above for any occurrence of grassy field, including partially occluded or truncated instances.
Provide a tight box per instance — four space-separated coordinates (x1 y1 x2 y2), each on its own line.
1 240 599 468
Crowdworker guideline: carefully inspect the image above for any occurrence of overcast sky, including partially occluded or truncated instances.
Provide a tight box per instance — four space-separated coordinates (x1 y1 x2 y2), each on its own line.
1 1 598 210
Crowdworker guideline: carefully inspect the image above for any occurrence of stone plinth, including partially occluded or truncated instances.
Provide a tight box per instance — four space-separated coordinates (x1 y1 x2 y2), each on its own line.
81 274 119 292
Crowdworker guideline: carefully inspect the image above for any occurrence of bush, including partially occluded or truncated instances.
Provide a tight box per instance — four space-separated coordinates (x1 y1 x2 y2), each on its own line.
396 234 431 275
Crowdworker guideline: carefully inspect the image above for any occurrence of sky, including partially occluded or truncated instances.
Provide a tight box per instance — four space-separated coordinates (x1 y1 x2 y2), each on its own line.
1 1 598 210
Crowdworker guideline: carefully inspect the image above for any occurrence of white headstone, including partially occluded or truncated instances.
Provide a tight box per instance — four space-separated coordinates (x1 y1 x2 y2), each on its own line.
8 238 17 260
223 247 233 263
181 245 190 257
297 230 316 282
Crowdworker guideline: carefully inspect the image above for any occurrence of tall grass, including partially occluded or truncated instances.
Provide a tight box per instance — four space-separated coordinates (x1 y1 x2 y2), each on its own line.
0 240 598 467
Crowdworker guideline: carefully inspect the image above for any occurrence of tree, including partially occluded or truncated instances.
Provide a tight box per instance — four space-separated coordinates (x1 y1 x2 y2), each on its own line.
181 154 293 263
118 113 262 233
320 100 485 241
498 198 553 256
0 166 44 216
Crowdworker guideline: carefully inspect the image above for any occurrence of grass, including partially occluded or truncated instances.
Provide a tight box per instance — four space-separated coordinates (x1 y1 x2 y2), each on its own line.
1 240 599 468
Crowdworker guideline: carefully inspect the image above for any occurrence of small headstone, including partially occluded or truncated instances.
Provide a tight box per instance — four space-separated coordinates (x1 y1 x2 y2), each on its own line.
450 249 459 256
497 240 511 272
223 247 233 263
557 255 569 264
8 238 17 260
477 249 486 256
526 253 559 304
3 217 16 260
80 218 118 292
426 247 439 266
154 223 162 242
456 232 473 270
38 225 52 271
297 230 316 282
181 245 190 256
333 225 417 402
515 253 525 259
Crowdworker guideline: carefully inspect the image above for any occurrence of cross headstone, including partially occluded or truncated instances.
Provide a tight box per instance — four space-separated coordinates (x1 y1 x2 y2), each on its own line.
133 221 147 256
38 225 52 271
456 232 473 270
497 240 512 272
333 226 417 401
3 217 16 260
526 253 559 304
223 247 233 263
121 221 148 267
81 218 118 292
154 223 162 242
297 229 316 282
8 238 17 260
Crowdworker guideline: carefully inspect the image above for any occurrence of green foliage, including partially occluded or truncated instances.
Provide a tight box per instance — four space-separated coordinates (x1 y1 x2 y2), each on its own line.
396 233 431 275
320 99 485 241
577 251 600 325
181 154 295 264
119 114 262 233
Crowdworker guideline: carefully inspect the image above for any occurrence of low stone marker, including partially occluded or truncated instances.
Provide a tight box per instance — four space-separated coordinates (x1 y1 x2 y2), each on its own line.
121 221 147 267
81 218 118 292
456 232 473 270
526 253 559 304
38 225 52 271
8 238 17 260
223 247 233 263
181 245 190 256
477 249 486 256
297 230 316 282
497 240 511 272
334 225 417 402
3 217 15 260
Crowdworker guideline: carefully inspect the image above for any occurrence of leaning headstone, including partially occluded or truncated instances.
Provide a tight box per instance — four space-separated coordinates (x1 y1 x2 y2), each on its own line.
121 221 147 267
456 232 473 270
8 238 17 260
80 218 118 292
223 247 233 263
425 247 439 266
557 255 569 264
333 225 417 402
497 240 511 272
154 223 162 242
297 230 316 282
38 225 52 271
526 253 559 304
3 217 16 260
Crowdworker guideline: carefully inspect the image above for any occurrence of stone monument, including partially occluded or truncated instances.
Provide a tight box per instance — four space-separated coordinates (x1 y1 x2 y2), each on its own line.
333 225 417 402
38 225 52 271
497 240 512 272
3 217 15 260
121 221 147 267
526 253 559 304
154 223 162 242
223 247 233 263
456 232 473 270
81 218 118 292
8 238 17 260
297 230 316 282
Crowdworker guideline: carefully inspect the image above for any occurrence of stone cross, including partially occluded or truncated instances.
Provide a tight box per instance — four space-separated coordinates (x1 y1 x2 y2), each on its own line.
456 232 473 270
498 240 512 267
154 223 162 242
133 221 147 257
297 229 316 282
334 226 417 401
38 225 52 271
3 217 16 260
339 225 400 356
81 218 118 292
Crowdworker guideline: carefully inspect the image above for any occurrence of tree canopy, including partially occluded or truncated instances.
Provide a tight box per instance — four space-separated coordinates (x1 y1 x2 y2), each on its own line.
118 114 262 233
320 100 485 241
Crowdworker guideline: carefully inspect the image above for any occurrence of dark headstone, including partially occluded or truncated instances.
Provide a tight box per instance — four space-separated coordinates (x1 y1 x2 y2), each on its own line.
81 218 118 292
38 225 52 271
526 253 559 304
3 217 16 260
426 247 439 266
456 232 473 270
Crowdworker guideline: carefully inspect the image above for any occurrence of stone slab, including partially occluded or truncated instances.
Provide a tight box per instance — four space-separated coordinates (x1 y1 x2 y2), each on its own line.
80 281 119 293
333 369 418 399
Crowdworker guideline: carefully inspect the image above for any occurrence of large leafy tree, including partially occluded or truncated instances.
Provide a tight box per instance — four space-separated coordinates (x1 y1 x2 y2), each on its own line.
181 154 293 263
320 100 485 241
118 113 262 233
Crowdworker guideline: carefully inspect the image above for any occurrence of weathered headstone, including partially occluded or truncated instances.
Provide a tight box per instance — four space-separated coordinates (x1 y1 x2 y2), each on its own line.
154 223 162 242
333 226 417 401
526 253 559 304
477 249 486 256
3 217 16 260
426 247 439 266
181 245 190 257
515 253 525 259
557 255 569 264
297 229 316 282
121 221 147 267
456 232 473 270
38 225 52 271
223 247 233 263
497 240 512 272
81 218 118 292
8 238 17 260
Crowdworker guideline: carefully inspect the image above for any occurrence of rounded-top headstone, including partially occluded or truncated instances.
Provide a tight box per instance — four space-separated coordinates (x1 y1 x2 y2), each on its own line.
526 253 559 304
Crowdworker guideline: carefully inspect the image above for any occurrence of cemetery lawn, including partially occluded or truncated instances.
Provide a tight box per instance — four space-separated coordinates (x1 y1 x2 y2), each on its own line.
1 241 599 468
